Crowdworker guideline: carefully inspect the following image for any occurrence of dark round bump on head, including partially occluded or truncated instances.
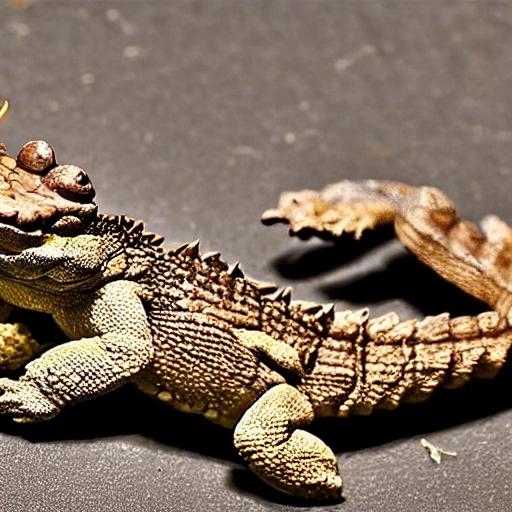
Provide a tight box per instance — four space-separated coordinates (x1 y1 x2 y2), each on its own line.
17 140 56 174
43 164 96 203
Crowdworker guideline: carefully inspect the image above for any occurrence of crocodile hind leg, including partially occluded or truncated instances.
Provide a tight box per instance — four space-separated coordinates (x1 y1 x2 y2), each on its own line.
234 383 342 500
263 180 512 315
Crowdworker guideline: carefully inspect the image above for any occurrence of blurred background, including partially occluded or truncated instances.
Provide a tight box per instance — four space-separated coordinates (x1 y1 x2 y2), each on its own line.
0 1 511 511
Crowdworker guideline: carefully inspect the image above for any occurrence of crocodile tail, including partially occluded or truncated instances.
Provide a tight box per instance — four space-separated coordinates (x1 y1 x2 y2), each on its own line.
295 308 512 418
263 179 512 316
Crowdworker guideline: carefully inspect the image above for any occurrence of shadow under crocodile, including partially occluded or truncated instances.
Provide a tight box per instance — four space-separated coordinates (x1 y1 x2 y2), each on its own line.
0 237 511 505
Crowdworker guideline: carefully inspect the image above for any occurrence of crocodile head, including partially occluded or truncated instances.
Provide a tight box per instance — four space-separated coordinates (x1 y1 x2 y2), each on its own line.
0 141 97 252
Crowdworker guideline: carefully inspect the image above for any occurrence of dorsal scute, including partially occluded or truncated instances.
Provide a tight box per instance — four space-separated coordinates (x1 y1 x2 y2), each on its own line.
125 219 145 236
228 262 245 279
94 213 166 256
142 232 165 247
176 240 200 258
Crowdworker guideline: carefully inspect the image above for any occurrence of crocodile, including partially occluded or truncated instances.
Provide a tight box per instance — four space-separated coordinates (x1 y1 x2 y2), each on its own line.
0 141 510 501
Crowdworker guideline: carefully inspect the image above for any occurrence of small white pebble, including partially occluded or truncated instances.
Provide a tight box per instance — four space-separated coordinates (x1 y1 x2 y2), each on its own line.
124 46 140 58
106 8 120 22
10 21 31 37
81 73 95 86
334 58 350 72
284 132 296 144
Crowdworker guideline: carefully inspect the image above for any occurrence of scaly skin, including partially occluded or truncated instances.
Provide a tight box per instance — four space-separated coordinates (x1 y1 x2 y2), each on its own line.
0 145 510 501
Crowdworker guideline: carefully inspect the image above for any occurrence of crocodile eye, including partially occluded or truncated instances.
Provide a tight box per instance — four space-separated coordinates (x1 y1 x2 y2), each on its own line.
17 140 56 174
43 165 96 202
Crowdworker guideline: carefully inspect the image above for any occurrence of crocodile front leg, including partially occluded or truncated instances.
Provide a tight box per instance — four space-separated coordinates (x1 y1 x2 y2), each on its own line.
234 383 342 500
0 280 153 422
